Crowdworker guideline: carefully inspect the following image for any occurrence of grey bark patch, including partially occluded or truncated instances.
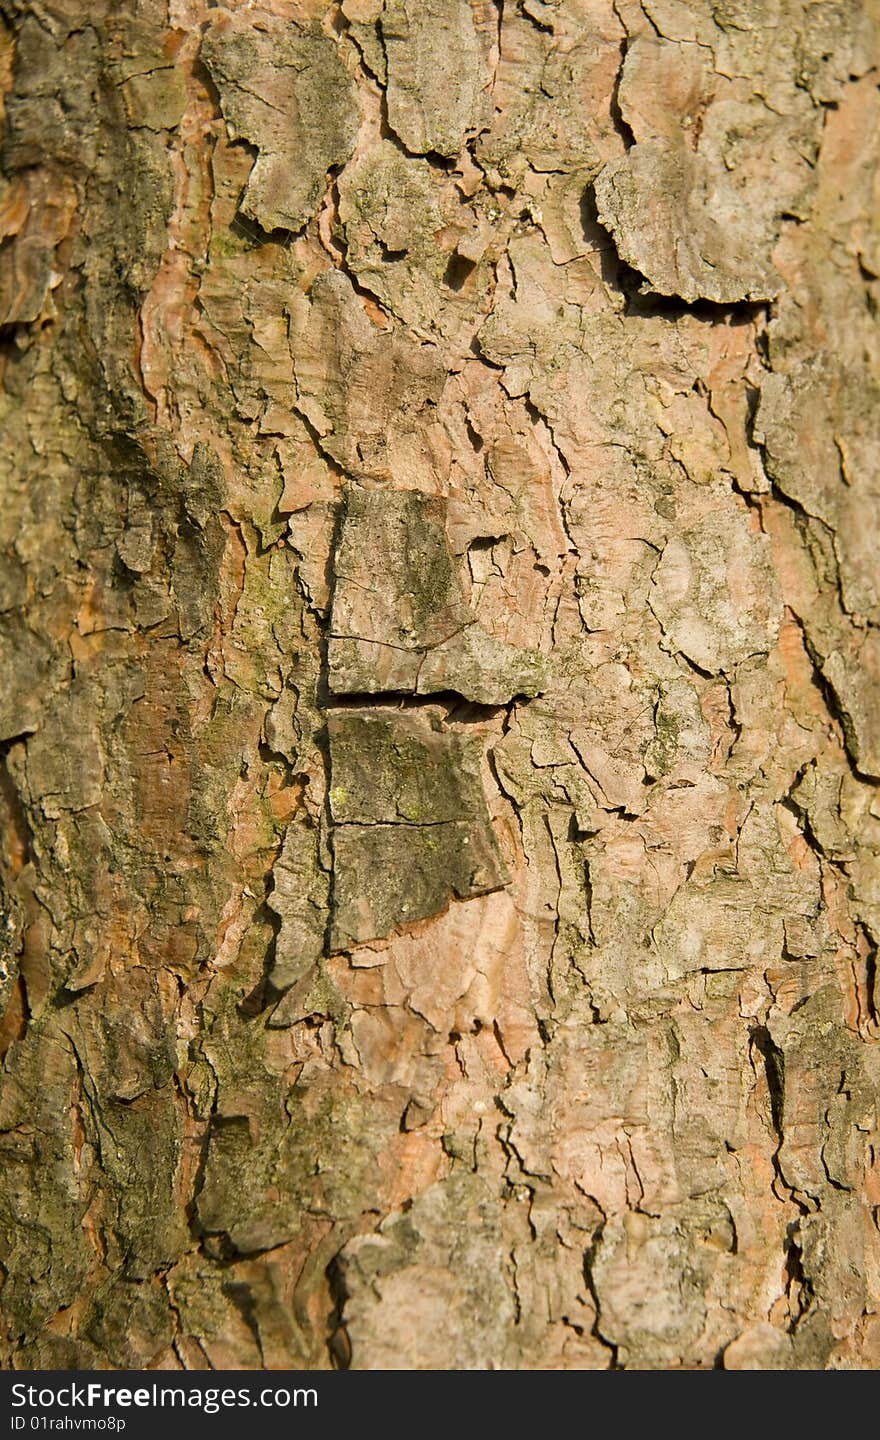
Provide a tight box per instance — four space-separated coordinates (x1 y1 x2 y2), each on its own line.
381 0 492 158
327 709 508 949
266 819 328 990
196 1083 398 1254
757 362 880 623
648 510 782 674
292 270 447 480
336 1171 517 1369
330 820 505 949
819 641 880 780
0 872 22 1021
0 615 63 743
590 2 849 307
475 4 607 184
328 487 546 704
26 690 105 817
201 13 358 235
335 140 491 337
594 141 782 304
328 709 489 826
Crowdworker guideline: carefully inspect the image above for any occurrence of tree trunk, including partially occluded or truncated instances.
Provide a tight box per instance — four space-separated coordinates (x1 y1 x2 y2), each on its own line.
1 0 879 1372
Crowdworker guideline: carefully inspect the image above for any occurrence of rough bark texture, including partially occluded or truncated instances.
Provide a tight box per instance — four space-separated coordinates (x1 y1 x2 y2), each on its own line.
1 0 879 1372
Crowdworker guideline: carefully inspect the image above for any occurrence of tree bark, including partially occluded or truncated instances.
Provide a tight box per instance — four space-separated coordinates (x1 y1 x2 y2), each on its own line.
1 0 879 1371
